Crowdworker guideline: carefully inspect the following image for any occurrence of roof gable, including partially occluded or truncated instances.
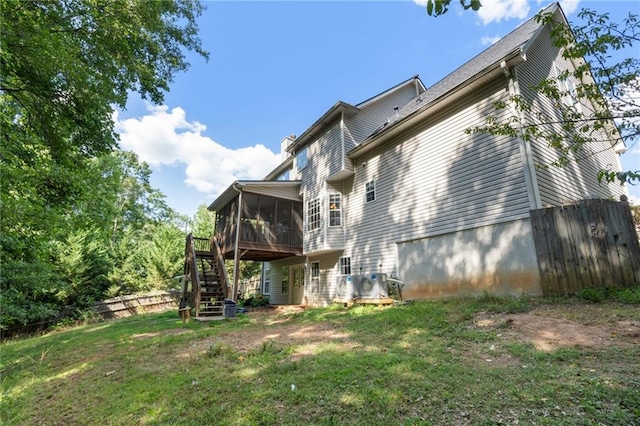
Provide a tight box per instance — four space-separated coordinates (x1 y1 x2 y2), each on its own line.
355 3 563 149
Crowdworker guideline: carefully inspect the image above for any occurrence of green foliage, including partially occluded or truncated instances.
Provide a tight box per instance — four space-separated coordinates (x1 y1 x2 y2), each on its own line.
0 1 207 332
51 229 112 307
1 0 208 160
577 286 640 304
190 204 216 237
424 0 481 17
238 293 270 308
469 8 639 185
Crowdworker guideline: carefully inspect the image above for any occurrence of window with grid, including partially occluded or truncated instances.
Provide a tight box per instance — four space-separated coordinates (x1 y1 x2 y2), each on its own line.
310 261 320 293
365 180 376 203
307 198 320 231
339 257 351 276
554 64 580 111
296 147 308 171
328 194 341 227
311 261 320 279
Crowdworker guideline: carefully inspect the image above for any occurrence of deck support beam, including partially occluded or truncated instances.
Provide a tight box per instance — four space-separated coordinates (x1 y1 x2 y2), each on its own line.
232 188 243 302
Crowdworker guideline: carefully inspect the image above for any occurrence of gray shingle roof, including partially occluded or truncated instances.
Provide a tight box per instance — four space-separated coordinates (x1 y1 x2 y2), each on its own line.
365 3 559 141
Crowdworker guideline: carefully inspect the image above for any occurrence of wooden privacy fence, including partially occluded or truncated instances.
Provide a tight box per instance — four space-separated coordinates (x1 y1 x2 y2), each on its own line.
94 291 177 319
530 199 640 296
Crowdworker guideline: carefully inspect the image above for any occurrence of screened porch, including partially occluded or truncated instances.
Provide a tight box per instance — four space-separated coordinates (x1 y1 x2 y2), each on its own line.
213 185 303 261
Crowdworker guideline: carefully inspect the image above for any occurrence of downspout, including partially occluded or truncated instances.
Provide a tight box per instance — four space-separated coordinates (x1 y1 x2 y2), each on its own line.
501 61 542 210
232 182 243 302
340 111 345 170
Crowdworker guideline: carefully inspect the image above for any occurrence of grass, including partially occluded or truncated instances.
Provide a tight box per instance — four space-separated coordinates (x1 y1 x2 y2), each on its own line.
1 294 639 425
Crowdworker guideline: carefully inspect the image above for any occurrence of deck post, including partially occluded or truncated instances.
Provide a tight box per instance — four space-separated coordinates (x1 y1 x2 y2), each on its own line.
232 189 243 302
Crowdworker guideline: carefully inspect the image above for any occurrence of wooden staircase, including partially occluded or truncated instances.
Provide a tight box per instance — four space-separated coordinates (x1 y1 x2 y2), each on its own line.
182 234 230 318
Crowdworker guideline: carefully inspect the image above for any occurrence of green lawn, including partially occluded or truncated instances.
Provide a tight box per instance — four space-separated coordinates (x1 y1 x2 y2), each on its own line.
2 294 639 425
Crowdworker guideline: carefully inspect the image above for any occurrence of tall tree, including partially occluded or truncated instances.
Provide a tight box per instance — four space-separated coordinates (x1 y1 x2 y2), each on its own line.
0 0 208 331
1 0 208 161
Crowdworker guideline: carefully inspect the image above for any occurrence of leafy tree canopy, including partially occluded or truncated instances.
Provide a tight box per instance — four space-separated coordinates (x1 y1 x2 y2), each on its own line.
0 0 208 333
1 0 208 161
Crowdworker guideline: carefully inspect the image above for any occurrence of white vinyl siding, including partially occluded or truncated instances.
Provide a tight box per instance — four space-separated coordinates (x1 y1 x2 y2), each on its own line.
303 251 344 307
344 83 418 149
344 76 530 278
516 24 626 206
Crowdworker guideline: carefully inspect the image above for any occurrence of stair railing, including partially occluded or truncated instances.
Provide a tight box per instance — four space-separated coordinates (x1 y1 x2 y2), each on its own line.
186 233 202 316
212 235 231 299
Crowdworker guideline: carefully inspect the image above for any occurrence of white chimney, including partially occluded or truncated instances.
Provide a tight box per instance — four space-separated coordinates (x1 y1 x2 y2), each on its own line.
280 134 297 161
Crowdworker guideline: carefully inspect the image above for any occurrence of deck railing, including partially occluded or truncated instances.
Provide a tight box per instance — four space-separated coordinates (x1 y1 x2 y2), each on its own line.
192 237 211 253
220 221 302 250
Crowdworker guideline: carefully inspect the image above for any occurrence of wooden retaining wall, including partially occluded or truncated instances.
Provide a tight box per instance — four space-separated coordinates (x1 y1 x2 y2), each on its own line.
530 199 640 296
94 291 177 319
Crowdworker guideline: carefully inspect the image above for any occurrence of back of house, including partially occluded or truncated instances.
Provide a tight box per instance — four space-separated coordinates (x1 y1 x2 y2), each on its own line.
208 2 628 306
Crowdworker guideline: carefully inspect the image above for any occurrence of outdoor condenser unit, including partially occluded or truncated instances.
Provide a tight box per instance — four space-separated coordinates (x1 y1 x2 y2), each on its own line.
355 273 389 299
336 275 357 299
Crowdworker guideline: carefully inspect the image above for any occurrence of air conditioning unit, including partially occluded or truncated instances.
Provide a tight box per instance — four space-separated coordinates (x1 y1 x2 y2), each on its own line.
355 273 388 299
336 275 357 299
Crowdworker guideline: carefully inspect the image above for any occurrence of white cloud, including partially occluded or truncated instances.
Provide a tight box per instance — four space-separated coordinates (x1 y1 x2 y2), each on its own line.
114 105 281 197
477 0 529 25
481 35 501 45
413 0 429 6
558 0 580 16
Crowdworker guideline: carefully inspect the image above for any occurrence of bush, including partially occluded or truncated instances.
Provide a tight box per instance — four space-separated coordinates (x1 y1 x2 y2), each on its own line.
577 286 640 304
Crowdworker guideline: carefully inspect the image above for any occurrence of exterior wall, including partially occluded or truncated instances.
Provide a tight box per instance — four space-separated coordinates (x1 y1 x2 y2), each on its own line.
304 251 343 306
344 84 418 149
343 76 532 284
297 120 345 255
397 218 541 298
265 257 306 305
516 24 627 206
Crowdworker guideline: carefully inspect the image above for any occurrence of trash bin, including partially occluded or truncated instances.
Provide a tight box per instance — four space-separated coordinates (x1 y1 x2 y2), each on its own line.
223 299 237 318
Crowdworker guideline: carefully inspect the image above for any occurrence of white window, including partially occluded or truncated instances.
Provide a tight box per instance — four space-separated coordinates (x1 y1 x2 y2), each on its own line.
310 261 320 294
307 198 320 231
311 261 320 279
554 64 580 111
328 193 342 227
365 180 376 203
277 170 290 181
296 147 308 171
339 257 351 275
263 267 270 295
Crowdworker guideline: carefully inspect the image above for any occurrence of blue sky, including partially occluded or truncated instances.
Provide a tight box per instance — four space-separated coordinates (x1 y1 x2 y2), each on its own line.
114 0 640 218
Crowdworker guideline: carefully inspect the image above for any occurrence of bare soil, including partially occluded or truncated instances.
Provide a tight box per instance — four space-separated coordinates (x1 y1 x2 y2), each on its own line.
181 304 640 360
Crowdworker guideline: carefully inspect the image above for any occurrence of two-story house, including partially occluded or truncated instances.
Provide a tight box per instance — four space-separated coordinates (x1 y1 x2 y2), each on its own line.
208 3 627 306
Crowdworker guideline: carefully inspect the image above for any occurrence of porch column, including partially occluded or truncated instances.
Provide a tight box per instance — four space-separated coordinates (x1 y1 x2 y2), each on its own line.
232 190 243 302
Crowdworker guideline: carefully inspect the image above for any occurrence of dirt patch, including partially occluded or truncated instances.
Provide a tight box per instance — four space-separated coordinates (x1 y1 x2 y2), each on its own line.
474 305 640 351
180 304 639 361
182 307 352 360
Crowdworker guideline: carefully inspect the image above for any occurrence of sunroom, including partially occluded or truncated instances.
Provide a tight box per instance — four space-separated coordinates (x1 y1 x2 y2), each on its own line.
208 180 303 262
